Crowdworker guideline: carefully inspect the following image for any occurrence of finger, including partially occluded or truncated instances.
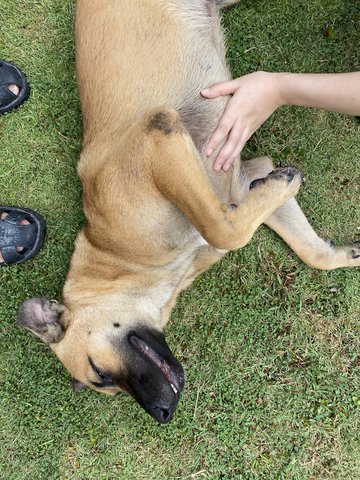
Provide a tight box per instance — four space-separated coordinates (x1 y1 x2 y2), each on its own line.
205 99 242 156
221 142 246 172
212 125 244 171
205 119 234 157
221 130 251 172
201 79 240 98
215 125 249 172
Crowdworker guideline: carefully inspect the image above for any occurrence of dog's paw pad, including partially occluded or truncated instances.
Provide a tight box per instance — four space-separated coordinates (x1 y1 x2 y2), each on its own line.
350 240 360 259
267 166 301 183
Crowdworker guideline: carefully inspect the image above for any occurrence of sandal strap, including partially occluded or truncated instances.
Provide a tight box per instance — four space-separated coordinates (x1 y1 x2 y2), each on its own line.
0 206 46 266
1 245 28 265
0 207 40 265
0 60 30 113
0 60 25 87
4 209 27 224
0 217 37 249
0 85 17 105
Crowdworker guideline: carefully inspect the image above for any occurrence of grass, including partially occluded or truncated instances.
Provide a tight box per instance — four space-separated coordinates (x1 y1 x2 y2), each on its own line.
1 0 359 478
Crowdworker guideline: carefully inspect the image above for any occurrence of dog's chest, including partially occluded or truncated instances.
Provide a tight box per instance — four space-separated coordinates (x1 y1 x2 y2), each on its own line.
147 234 210 311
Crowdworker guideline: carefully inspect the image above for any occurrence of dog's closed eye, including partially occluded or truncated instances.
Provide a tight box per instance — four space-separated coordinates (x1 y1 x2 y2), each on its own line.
88 356 114 386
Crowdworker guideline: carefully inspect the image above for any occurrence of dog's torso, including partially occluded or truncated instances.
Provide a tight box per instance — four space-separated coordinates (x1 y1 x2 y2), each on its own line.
65 0 243 316
76 0 230 153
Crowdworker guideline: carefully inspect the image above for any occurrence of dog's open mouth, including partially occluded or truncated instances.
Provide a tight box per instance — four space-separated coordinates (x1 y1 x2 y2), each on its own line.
129 333 184 395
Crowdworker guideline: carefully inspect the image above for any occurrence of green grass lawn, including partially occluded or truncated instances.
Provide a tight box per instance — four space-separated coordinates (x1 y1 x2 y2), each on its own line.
1 1 359 478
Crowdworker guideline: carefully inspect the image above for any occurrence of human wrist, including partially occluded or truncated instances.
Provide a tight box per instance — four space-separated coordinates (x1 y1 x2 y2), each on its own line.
273 72 295 107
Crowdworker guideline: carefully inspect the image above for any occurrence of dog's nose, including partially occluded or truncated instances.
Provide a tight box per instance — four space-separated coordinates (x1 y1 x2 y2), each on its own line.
151 405 172 424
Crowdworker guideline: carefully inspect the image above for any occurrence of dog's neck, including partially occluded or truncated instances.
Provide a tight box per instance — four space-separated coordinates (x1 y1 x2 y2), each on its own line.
62 229 203 328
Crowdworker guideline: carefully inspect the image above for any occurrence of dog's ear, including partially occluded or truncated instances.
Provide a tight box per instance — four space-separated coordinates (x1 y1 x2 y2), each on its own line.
17 298 66 344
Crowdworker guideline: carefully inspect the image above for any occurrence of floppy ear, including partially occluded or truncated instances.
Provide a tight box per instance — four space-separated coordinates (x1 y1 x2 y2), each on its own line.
17 297 66 344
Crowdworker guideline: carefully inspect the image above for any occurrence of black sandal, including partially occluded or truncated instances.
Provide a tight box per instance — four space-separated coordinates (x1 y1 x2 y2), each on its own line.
0 60 30 115
0 206 46 266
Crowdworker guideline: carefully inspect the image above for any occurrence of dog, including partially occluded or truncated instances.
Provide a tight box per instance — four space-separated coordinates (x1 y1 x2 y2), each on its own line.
17 0 360 424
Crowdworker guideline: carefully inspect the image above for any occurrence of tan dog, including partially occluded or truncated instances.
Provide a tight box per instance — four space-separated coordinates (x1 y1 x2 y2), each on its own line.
18 0 360 423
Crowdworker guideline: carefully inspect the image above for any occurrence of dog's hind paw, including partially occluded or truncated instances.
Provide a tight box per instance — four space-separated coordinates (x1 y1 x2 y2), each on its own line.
267 166 303 183
250 166 304 191
350 240 360 259
261 166 303 201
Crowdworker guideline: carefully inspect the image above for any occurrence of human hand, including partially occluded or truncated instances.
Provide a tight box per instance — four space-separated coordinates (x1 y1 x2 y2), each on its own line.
201 71 283 172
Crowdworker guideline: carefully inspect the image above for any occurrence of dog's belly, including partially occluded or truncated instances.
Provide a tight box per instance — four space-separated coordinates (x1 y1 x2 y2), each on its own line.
77 0 231 156
76 0 241 269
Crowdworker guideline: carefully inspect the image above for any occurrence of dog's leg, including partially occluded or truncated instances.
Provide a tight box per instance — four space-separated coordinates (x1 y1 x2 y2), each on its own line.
264 198 360 270
145 109 302 251
230 156 275 205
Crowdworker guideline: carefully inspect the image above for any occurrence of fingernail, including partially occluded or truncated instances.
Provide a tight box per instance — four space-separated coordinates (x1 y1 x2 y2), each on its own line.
206 148 213 157
214 163 221 172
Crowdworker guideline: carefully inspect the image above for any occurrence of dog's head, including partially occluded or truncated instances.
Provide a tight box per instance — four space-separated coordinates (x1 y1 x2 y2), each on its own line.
17 297 185 423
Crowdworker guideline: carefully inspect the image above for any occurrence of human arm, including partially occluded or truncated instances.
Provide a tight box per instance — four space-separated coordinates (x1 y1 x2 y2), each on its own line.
201 71 360 172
